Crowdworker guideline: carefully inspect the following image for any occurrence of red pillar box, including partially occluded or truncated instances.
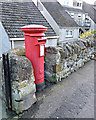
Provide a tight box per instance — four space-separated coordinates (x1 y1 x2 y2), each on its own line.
21 25 47 91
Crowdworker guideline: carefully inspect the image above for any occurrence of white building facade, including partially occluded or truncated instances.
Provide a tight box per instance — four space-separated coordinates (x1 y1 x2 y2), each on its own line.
57 0 73 7
33 0 80 44
57 0 83 9
57 0 95 32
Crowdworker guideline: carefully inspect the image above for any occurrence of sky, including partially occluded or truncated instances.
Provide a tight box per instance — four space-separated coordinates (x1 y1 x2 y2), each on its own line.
83 0 96 4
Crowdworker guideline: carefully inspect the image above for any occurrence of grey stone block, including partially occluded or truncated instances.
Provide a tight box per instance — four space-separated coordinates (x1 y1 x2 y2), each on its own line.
12 92 36 114
3 46 37 114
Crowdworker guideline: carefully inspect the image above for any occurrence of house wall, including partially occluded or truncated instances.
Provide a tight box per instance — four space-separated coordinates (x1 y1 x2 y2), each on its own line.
0 23 2 58
14 40 25 48
75 13 85 26
59 28 79 43
11 28 80 48
74 13 85 21
57 0 73 7
87 16 96 31
57 0 83 9
73 0 83 9
45 38 58 47
0 22 11 57
11 38 58 49
68 12 86 26
68 11 96 31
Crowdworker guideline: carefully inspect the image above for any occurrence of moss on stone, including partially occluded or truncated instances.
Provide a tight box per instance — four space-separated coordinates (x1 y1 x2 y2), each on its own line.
18 80 27 88
9 46 25 56
52 64 62 73
52 75 58 83
63 72 67 77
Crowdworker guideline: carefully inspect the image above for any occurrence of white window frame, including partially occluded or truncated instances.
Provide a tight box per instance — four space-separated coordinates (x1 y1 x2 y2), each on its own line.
70 13 74 18
78 14 81 18
65 30 73 38
77 2 82 7
80 3 82 7
64 1 69 5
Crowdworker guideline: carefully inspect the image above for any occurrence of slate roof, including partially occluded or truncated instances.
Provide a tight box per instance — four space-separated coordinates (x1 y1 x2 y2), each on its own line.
41 0 79 27
0 1 57 38
83 2 96 24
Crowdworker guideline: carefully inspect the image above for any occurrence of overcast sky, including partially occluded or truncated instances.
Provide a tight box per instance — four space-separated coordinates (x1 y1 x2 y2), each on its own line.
83 0 96 4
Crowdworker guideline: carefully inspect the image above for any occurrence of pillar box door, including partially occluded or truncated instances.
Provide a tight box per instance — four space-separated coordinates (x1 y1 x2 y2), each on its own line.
21 25 47 91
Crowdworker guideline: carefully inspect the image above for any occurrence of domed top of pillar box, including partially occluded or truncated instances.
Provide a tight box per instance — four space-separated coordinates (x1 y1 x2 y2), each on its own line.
21 24 47 37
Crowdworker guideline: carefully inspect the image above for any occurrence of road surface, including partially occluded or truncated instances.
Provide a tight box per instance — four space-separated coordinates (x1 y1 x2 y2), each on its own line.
20 60 95 118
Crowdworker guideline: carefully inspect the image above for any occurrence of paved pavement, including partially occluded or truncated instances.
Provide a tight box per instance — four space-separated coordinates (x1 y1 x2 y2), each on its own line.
0 60 95 119
20 60 95 118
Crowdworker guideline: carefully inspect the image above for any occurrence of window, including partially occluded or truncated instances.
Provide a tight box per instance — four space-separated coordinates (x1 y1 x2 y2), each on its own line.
73 2 77 6
69 31 72 35
77 3 79 6
76 2 82 7
78 14 81 18
64 1 69 5
80 3 82 7
70 13 74 18
64 1 66 4
66 30 73 37
66 31 69 35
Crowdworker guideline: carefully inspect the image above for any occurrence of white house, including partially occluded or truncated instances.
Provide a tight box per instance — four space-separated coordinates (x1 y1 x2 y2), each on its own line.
63 6 91 33
57 0 96 32
34 0 80 44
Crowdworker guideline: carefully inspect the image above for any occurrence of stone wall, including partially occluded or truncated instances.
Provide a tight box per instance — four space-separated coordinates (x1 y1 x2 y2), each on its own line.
3 46 37 114
2 38 96 114
45 38 95 82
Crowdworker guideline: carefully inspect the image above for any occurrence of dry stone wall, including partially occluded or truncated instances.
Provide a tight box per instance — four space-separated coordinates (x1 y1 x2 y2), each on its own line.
45 39 95 82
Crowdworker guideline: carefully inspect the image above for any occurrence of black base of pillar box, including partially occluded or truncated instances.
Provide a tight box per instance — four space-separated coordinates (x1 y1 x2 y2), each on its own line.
36 81 45 92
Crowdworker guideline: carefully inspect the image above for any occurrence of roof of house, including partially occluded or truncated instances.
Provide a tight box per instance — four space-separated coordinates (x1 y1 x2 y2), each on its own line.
41 0 79 27
83 2 96 24
0 1 57 38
